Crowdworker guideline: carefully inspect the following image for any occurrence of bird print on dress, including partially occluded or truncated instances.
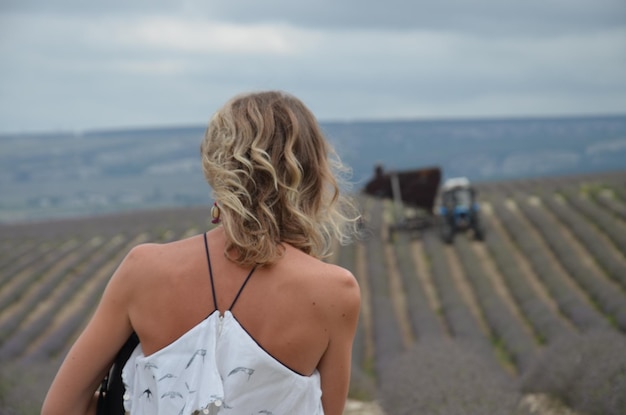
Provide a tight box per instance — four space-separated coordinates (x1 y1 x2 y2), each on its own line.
158 373 176 382
185 349 207 368
185 381 196 394
141 388 153 400
228 366 255 380
161 391 184 400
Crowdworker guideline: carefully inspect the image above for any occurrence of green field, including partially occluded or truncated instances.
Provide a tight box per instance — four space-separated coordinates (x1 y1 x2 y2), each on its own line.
1 171 626 414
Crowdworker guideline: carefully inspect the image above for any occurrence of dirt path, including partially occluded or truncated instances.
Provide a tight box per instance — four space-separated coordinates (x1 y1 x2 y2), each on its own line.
519 394 581 415
381 202 415 349
344 399 385 415
470 239 539 344
505 198 607 324
410 239 450 335
491 200 578 331
444 246 491 337
0 239 79 327
0 238 103 333
354 229 375 374
22 233 150 358
472 204 542 341
550 194 626 292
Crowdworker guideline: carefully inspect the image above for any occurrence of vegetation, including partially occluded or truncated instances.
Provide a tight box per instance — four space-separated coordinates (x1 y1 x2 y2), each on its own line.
1 171 626 414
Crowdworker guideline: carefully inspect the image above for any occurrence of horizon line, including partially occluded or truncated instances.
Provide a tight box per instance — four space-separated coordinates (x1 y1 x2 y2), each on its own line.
1 111 625 137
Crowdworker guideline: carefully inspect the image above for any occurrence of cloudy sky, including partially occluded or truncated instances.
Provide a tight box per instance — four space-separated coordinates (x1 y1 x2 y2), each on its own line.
1 0 625 133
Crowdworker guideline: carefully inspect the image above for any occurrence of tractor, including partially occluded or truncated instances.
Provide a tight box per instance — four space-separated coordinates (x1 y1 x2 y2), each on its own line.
438 177 484 244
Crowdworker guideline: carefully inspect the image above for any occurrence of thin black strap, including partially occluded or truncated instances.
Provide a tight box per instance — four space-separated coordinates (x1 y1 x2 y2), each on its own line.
203 233 219 310
228 265 257 311
204 232 256 312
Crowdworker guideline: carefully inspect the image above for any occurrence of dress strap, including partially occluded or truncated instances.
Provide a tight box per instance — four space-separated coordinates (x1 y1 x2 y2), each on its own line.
203 232 257 312
228 265 257 311
203 232 219 310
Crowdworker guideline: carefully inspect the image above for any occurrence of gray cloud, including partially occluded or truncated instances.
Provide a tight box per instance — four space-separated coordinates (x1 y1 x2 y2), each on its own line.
3 0 625 33
0 0 625 132
205 0 626 35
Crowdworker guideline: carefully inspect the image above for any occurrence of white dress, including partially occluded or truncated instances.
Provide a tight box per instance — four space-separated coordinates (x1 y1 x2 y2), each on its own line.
121 234 324 415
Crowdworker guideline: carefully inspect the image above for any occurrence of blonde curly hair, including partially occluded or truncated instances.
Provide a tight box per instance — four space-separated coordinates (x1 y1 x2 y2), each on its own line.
200 91 360 266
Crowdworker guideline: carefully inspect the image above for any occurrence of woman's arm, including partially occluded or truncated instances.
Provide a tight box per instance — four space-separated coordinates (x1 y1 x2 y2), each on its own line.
317 269 361 415
41 246 143 415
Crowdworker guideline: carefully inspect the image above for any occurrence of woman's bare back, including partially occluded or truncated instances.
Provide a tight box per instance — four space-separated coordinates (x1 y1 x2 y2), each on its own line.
126 227 358 376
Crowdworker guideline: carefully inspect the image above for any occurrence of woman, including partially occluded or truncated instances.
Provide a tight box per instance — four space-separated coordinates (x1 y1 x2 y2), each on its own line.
42 91 361 415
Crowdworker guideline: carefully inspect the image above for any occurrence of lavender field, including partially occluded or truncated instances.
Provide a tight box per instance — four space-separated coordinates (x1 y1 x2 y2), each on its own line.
1 171 626 414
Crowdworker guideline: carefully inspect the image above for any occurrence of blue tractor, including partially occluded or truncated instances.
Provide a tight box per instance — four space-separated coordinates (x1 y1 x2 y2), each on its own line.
438 177 484 244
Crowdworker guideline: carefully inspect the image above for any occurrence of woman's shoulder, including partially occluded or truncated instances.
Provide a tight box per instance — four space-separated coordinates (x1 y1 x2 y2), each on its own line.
282 248 360 311
318 261 359 292
130 233 204 258
320 262 360 309
120 241 172 274
283 244 356 282
303 259 361 334
117 234 204 282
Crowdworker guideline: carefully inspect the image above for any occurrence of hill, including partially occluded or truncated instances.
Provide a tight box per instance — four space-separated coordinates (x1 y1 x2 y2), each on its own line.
2 115 626 223
1 170 626 414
